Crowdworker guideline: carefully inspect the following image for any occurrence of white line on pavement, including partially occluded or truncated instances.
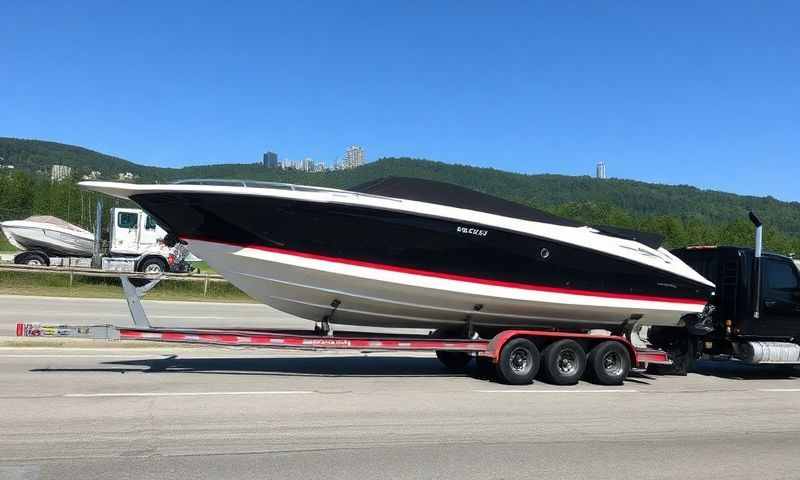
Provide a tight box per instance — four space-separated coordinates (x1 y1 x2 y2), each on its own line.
476 389 639 393
64 390 314 398
757 388 800 392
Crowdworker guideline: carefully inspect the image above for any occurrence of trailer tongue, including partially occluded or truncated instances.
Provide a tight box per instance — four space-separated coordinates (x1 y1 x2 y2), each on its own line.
14 276 670 385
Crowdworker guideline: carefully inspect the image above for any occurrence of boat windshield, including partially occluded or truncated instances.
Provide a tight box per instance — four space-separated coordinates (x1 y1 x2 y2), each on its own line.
172 179 338 193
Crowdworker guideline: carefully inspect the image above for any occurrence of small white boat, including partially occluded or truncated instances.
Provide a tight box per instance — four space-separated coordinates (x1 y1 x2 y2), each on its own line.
0 216 96 257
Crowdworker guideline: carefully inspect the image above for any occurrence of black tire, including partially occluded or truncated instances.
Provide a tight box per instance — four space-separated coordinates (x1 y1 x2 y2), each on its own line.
436 350 472 370
587 341 631 385
646 327 695 376
541 339 586 385
15 252 49 266
138 257 167 274
496 337 540 385
474 355 496 378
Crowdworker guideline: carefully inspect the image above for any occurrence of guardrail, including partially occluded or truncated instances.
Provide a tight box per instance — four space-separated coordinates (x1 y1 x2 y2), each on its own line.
0 263 228 296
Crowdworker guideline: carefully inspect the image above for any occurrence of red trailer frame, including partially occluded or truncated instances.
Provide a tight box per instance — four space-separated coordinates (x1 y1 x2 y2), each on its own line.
15 322 669 383
14 276 670 385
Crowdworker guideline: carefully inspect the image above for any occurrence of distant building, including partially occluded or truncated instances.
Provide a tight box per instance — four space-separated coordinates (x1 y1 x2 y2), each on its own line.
117 172 136 181
262 151 278 168
280 159 298 170
82 170 102 180
0 164 15 170
50 164 72 182
596 161 607 179
341 145 365 170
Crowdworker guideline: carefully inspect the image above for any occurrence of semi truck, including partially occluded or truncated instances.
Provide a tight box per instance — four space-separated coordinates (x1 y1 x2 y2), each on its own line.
649 213 800 373
5 207 191 274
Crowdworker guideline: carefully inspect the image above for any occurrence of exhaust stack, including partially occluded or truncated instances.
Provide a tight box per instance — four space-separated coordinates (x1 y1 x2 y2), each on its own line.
749 212 763 319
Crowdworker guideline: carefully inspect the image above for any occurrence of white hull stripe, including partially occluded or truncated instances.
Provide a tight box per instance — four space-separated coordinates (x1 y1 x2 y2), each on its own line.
186 238 707 313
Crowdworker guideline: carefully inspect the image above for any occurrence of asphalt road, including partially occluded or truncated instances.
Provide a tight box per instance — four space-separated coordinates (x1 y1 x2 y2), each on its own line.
1 295 799 479
0 295 425 337
0 349 799 479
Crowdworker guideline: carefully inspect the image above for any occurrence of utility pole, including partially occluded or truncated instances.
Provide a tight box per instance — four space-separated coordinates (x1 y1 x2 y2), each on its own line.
92 199 103 269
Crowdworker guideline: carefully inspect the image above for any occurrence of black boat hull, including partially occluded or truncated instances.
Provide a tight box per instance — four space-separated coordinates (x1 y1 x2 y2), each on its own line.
131 191 712 330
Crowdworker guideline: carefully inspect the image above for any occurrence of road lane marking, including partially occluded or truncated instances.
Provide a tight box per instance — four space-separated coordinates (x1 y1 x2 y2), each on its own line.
475 389 638 393
757 388 800 392
64 390 314 398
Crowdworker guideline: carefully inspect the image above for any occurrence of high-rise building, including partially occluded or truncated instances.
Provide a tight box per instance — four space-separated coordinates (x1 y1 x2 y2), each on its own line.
262 151 278 168
596 161 607 179
341 145 365 169
50 164 72 182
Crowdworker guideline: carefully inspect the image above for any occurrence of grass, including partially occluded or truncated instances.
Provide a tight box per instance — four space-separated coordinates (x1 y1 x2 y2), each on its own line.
190 260 216 274
0 270 255 302
0 235 18 252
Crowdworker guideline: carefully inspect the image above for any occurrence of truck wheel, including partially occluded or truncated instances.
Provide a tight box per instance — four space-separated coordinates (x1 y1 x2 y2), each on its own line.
496 337 540 385
15 252 49 266
587 341 630 385
646 326 695 376
541 339 586 385
139 257 167 274
436 351 472 370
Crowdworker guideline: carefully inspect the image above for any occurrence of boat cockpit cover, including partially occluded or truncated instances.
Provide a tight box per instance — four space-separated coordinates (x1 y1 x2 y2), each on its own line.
25 215 91 234
349 177 664 249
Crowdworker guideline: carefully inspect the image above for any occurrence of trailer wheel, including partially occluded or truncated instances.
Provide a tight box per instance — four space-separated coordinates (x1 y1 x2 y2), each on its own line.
436 350 472 370
474 355 496 379
496 337 540 385
15 252 49 266
587 341 630 385
541 339 586 385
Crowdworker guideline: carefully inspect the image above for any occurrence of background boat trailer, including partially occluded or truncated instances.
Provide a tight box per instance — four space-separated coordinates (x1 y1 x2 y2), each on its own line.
15 276 670 385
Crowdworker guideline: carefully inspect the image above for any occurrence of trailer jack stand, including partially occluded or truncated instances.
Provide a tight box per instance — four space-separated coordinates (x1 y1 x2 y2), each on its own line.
120 275 162 329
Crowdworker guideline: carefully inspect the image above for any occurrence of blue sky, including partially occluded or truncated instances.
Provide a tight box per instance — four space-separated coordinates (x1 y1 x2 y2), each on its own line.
2 1 798 200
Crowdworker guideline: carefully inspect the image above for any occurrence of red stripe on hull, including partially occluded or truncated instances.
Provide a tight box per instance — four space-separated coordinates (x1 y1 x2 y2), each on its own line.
182 235 708 306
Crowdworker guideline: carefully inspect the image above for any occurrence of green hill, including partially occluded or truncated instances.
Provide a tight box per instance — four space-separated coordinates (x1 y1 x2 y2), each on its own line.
1 137 798 254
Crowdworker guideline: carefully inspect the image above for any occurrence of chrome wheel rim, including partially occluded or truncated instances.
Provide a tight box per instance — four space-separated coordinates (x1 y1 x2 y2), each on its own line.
509 347 532 375
144 264 163 273
602 351 624 377
27 259 43 266
557 349 579 376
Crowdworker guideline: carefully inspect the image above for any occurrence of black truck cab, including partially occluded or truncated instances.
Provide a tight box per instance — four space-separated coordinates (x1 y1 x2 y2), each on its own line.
672 246 800 354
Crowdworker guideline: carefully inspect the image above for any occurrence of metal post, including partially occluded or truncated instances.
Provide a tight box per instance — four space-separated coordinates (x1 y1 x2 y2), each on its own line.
203 275 209 296
92 199 103 269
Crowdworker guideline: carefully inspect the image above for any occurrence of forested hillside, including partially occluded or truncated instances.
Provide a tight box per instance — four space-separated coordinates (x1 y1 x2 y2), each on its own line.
1 137 798 255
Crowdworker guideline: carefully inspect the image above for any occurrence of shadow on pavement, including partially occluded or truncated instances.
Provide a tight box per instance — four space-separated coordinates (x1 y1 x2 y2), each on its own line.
31 355 798 384
33 355 476 379
691 360 799 380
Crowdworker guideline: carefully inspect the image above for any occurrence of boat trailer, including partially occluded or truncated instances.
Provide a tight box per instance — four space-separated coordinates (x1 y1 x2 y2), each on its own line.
15 276 670 385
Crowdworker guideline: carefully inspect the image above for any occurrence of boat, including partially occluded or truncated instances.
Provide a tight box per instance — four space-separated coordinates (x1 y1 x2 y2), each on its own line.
1 216 96 257
79 177 715 334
